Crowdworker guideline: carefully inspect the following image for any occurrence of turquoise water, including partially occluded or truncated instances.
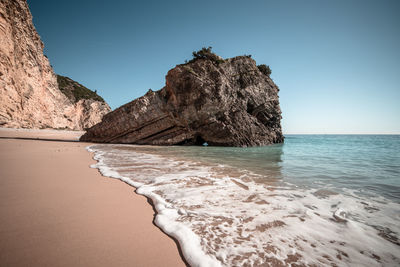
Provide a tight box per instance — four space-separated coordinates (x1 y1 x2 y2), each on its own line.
89 135 400 266
282 135 400 201
134 135 400 201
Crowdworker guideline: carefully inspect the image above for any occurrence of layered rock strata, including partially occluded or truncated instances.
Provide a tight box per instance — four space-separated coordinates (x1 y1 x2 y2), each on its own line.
0 0 110 130
81 56 283 147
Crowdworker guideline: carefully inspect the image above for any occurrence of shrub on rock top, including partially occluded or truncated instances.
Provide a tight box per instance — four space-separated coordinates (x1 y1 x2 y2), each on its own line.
257 64 272 76
188 47 224 65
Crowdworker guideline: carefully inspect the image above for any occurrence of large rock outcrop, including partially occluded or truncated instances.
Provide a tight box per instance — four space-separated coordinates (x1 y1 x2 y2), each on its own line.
0 0 110 130
81 55 283 147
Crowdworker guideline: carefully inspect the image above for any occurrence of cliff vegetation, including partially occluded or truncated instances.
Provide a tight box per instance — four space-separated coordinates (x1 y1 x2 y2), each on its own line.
57 75 105 104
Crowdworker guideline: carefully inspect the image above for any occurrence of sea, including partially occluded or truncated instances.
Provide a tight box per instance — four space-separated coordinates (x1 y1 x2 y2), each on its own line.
87 135 400 266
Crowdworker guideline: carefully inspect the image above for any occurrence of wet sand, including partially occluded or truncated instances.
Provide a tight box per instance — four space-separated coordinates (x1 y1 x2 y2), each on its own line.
0 128 185 267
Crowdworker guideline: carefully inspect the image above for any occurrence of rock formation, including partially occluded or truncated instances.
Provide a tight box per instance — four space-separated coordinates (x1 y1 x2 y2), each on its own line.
0 0 110 130
56 75 111 130
81 53 283 147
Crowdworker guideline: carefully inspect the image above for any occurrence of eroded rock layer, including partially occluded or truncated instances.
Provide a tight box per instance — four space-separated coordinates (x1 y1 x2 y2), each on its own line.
0 0 110 130
56 75 111 130
81 56 283 147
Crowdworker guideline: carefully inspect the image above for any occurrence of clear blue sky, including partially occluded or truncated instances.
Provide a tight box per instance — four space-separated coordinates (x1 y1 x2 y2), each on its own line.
28 0 400 134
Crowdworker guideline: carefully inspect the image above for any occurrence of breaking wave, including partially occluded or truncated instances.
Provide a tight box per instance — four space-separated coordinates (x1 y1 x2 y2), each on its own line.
87 141 400 267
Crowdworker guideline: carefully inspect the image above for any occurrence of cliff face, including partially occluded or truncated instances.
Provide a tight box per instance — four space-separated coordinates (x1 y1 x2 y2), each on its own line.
0 0 110 130
56 75 111 130
81 56 283 147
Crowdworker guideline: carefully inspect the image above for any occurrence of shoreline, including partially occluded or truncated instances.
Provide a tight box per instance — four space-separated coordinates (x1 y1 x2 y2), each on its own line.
86 138 400 266
86 147 190 267
0 128 185 267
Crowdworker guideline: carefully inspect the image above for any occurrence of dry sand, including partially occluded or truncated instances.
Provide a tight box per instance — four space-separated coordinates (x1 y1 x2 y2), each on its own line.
0 128 185 267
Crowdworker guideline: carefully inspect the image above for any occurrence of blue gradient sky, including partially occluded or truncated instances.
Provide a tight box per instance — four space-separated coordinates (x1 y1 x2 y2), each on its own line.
28 0 400 134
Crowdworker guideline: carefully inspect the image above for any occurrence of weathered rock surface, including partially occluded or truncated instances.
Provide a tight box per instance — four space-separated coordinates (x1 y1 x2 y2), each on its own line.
57 75 111 130
81 56 283 147
0 0 110 130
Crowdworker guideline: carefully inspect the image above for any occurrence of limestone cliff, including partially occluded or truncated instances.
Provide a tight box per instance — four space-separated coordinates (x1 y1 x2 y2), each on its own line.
56 75 111 130
0 0 110 130
81 54 283 147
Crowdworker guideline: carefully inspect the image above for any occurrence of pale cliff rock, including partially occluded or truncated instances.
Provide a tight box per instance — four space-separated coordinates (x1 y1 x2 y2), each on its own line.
57 75 111 130
81 54 283 147
0 0 110 130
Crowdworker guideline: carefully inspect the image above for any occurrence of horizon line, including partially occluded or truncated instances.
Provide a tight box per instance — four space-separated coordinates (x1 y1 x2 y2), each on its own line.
283 133 400 135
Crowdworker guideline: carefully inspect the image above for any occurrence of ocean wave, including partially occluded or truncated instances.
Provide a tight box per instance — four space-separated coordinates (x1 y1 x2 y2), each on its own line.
87 144 400 266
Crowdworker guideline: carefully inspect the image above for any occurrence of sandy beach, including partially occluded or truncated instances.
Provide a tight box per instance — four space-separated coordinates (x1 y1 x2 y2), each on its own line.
0 128 185 267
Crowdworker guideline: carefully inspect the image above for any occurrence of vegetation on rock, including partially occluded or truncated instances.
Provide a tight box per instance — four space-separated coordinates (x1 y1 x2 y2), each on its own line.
57 75 105 103
257 64 272 76
186 47 224 65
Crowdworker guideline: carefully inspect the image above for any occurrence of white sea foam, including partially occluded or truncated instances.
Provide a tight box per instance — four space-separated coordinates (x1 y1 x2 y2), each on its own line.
87 144 400 266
